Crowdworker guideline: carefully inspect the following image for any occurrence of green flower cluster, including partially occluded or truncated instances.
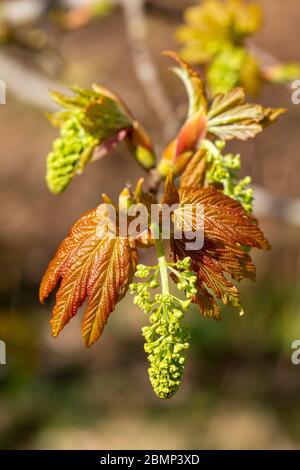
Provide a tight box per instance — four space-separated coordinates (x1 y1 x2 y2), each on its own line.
176 0 263 95
46 112 97 194
203 139 254 213
130 258 197 399
207 46 261 96
176 0 300 96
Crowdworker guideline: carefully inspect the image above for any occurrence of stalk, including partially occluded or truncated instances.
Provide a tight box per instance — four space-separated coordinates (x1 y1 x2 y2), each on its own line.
151 222 169 296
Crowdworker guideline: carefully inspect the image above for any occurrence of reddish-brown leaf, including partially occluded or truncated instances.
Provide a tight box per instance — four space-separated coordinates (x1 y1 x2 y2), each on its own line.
40 205 138 347
167 181 270 319
39 209 98 303
180 147 207 187
81 235 137 347
178 187 270 250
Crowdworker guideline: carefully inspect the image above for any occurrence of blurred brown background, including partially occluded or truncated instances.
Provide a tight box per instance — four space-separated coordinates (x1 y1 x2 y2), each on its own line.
0 0 300 450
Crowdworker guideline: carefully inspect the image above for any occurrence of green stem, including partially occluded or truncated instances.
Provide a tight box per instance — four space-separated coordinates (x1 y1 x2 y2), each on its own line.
201 139 220 158
151 222 169 296
223 176 234 196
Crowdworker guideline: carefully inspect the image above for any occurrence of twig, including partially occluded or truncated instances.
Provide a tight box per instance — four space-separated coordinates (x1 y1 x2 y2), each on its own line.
0 51 64 110
249 42 282 68
119 0 178 142
249 42 296 89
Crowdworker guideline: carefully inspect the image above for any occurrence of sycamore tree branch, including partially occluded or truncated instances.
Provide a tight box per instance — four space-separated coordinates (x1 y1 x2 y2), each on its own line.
248 42 295 89
2 0 299 227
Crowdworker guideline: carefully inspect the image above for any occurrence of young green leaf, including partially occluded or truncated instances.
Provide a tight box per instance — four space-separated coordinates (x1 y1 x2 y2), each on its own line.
207 87 285 140
158 55 284 177
46 85 156 193
176 0 262 65
163 50 207 118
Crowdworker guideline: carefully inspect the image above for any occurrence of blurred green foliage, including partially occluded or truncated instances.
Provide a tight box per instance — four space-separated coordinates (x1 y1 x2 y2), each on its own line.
176 0 300 95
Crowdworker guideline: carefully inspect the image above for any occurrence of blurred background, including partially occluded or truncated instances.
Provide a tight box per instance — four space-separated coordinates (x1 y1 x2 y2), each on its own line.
0 0 300 450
